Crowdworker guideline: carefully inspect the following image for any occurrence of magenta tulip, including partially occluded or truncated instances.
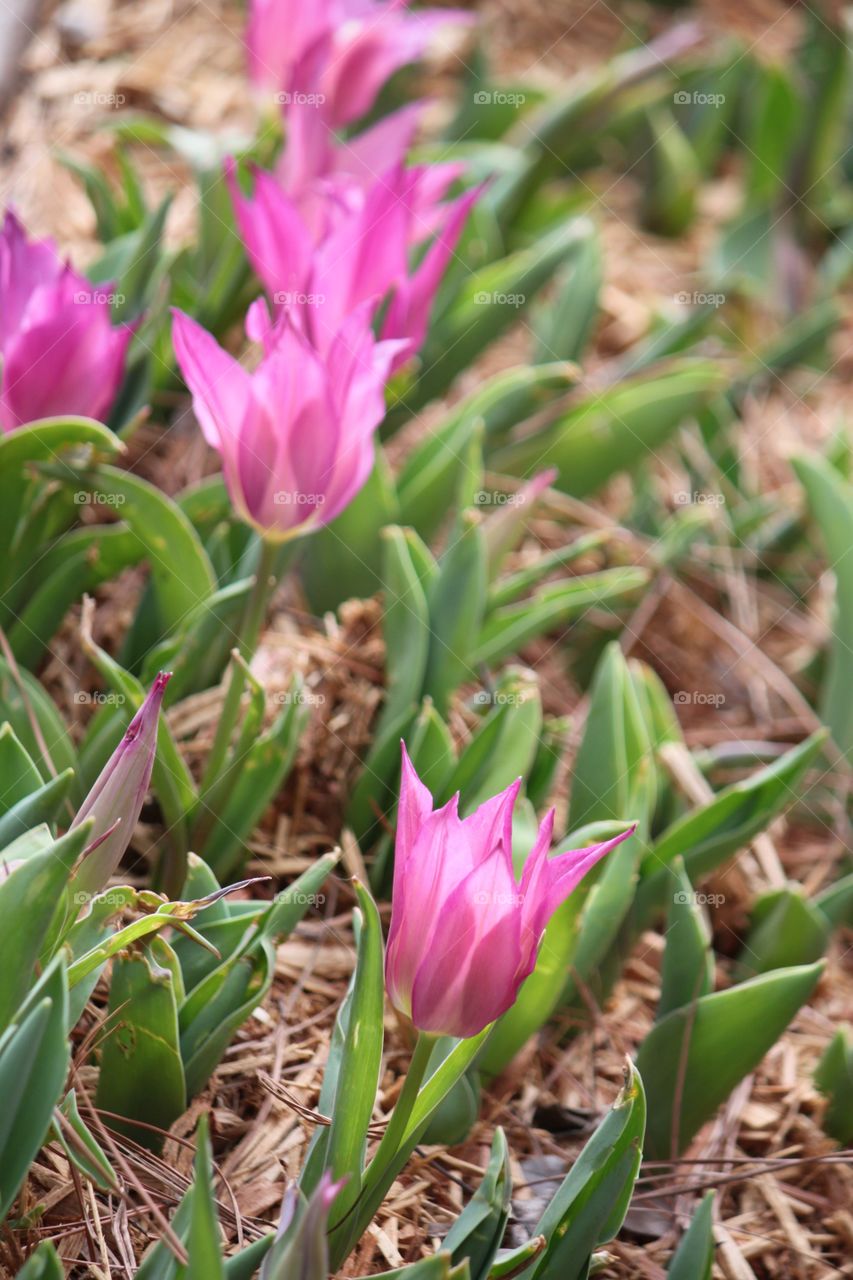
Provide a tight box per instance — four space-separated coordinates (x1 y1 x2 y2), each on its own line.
229 161 478 366
172 300 404 538
70 673 170 900
247 0 472 128
385 746 635 1039
0 210 132 431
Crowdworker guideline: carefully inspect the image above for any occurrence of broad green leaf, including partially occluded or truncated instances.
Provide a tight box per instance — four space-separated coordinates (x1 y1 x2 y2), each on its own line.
532 226 601 363
12 1243 64 1279
53 1088 118 1191
0 724 44 811
377 527 431 737
0 768 74 848
740 887 829 976
493 362 725 496
0 659 76 780
637 962 823 1158
96 944 187 1149
185 1114 226 1280
423 512 487 715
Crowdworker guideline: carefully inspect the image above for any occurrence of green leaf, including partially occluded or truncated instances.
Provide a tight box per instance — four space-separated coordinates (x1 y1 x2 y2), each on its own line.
323 881 385 1228
0 825 84 1032
792 454 853 762
518 1064 646 1280
53 1088 119 1191
474 569 648 668
444 1129 511 1280
423 511 487 715
185 1114 226 1280
0 723 44 809
637 962 823 1158
532 225 601 363
0 768 74 849
814 1028 853 1145
740 887 830 976
377 527 431 736
0 955 70 1221
76 464 216 646
667 1192 714 1279
658 860 714 1019
0 659 76 781
493 362 726 497
96 942 187 1150
636 731 828 923
12 1243 64 1279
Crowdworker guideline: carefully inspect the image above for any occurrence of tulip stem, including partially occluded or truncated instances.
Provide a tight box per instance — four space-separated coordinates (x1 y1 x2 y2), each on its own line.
192 537 279 844
373 1031 435 1173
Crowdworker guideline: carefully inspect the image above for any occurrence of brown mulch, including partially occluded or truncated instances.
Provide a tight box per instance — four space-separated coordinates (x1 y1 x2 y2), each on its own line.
2 1 853 1277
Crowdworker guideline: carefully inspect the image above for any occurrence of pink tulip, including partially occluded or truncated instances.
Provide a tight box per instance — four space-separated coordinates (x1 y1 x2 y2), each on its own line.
247 0 472 128
70 673 170 901
171 300 405 538
385 746 635 1039
229 161 477 366
0 210 132 432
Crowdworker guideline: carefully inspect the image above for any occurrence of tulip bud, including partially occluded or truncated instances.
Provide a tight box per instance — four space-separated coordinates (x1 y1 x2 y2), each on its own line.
261 1172 345 1280
69 673 170 901
386 745 635 1040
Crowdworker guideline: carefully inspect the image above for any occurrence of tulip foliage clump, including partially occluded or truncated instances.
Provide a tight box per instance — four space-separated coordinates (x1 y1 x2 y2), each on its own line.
1 0 852 1275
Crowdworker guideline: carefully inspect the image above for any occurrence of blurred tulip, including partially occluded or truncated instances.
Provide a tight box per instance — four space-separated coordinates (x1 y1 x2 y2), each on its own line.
171 300 404 538
70 673 170 901
229 161 478 366
261 1173 345 1280
247 0 471 128
386 745 635 1039
0 210 132 431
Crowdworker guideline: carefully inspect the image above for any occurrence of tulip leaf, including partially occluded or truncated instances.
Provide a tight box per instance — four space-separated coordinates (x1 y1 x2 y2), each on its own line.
0 659 76 781
53 1089 118 1192
12 1243 64 1279
532 226 602 363
493 362 725 496
473 569 648 668
814 1028 853 1145
0 955 70 1221
360 1258 455 1280
444 1128 511 1280
739 887 830 976
636 730 827 922
350 703 418 854
377 527 431 738
792 454 853 763
0 768 74 849
323 881 384 1228
185 1114 226 1280
637 962 823 1158
96 943 187 1149
77 464 216 647
423 511 488 715
0 825 84 1033
0 723 45 805
517 1063 646 1280
667 1191 715 1280
658 860 714 1019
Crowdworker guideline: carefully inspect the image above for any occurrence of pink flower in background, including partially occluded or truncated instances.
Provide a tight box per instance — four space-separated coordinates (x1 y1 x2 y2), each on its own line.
385 745 636 1039
71 673 170 901
229 160 478 367
172 300 405 539
0 210 132 432
247 0 472 128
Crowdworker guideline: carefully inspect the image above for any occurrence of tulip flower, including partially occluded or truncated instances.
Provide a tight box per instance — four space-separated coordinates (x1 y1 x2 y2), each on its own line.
229 161 478 366
0 209 132 431
263 1173 345 1280
247 0 472 128
171 300 405 538
70 673 170 901
385 746 635 1039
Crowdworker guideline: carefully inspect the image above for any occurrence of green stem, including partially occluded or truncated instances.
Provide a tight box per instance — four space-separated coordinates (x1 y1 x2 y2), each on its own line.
192 537 278 844
330 1031 435 1266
